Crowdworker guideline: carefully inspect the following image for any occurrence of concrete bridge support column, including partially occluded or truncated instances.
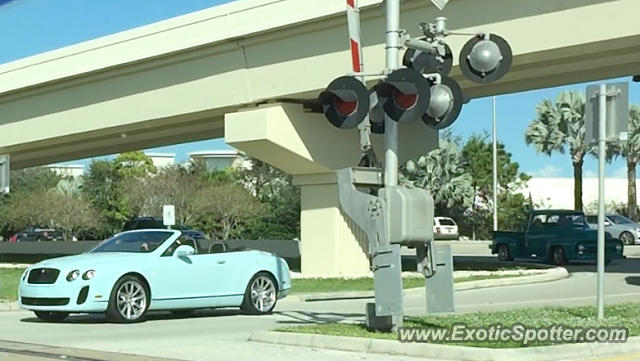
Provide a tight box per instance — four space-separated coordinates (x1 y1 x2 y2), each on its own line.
295 174 370 277
225 103 437 276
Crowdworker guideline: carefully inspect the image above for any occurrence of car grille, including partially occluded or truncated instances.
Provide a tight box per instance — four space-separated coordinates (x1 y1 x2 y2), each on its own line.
27 268 60 284
21 297 69 306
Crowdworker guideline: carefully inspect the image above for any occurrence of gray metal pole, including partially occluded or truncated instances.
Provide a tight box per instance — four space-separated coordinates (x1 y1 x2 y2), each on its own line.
597 84 606 320
384 0 400 189
492 96 498 231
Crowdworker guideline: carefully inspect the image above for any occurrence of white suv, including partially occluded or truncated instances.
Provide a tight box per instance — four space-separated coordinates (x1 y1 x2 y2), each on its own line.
434 217 459 240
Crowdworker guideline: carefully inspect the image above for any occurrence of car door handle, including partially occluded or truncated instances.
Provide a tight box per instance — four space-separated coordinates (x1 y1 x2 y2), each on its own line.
217 260 226 265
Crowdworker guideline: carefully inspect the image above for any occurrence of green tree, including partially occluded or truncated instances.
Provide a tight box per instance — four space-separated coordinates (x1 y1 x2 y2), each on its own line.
82 160 129 233
9 167 62 195
235 155 300 240
122 164 210 226
401 131 473 211
525 91 587 210
113 151 156 178
193 183 264 240
606 105 640 220
0 167 62 238
461 134 531 237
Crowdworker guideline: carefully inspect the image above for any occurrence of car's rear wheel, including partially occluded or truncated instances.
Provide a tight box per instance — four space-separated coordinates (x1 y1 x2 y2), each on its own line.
34 311 68 322
106 275 149 323
620 231 635 245
551 247 566 265
497 244 512 261
241 272 277 315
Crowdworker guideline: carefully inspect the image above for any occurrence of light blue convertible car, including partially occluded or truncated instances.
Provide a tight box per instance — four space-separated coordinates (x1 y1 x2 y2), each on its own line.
18 229 291 323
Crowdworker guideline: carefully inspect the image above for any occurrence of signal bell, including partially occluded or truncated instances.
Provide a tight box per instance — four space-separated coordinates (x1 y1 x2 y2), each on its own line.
376 68 431 124
459 34 512 84
423 76 464 129
403 42 453 76
319 76 370 129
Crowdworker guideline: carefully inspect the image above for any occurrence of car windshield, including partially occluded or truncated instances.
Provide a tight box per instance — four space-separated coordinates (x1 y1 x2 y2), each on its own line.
438 218 456 226
89 231 173 253
532 213 586 228
608 215 632 224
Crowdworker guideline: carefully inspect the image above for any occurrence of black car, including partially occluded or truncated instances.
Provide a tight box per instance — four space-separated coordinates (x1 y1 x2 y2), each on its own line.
10 226 63 242
122 218 206 241
122 217 165 231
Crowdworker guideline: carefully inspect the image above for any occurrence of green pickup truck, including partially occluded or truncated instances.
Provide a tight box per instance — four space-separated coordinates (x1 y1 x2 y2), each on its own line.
490 209 624 265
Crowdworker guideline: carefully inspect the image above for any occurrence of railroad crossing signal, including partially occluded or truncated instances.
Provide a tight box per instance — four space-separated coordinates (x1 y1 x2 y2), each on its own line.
320 2 513 332
318 21 512 132
319 76 370 129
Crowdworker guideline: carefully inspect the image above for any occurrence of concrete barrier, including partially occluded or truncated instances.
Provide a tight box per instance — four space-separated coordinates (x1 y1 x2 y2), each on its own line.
0 239 302 271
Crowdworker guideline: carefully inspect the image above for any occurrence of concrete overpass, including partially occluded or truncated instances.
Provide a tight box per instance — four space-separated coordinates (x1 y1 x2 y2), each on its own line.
1 0 639 276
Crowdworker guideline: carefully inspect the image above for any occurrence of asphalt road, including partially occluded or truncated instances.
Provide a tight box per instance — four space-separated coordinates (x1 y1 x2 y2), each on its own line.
1 243 640 361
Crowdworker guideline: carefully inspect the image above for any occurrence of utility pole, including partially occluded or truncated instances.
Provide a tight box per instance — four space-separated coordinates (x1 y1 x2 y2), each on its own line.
492 96 498 231
596 84 606 320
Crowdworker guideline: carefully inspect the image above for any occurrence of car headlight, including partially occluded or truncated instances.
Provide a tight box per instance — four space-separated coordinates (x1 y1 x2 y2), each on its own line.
635 228 640 232
82 270 96 280
577 244 586 252
66 270 80 282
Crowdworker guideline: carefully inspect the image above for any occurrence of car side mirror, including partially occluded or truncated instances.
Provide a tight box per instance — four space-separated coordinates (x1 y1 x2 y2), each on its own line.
174 245 195 258
604 221 611 226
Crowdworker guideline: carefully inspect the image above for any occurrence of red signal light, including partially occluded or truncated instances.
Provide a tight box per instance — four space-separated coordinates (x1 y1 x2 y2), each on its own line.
335 97 358 116
393 90 418 110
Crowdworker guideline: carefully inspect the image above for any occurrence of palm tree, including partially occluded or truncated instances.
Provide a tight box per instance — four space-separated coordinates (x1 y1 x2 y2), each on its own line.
525 91 587 211
606 105 640 220
400 131 473 209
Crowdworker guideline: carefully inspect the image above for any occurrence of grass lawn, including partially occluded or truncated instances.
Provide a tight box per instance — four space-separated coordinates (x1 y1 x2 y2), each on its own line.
1 269 535 300
277 303 640 348
0 268 24 301
291 273 531 294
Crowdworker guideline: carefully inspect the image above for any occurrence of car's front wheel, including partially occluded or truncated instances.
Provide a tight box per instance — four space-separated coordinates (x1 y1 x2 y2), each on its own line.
620 231 635 245
497 244 512 261
34 311 68 322
106 275 149 323
241 272 277 315
551 247 566 265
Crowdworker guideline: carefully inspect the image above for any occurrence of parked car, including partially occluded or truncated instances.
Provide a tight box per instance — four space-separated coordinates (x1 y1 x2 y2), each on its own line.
9 226 63 242
490 209 623 265
586 214 640 245
180 229 206 241
434 217 459 240
122 217 165 231
18 229 291 323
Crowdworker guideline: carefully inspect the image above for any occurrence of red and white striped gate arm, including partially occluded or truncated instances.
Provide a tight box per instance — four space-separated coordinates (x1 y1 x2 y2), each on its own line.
346 0 363 74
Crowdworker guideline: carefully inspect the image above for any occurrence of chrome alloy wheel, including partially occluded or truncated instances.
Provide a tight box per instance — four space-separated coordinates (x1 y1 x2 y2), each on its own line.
116 280 147 320
620 231 635 245
250 275 276 312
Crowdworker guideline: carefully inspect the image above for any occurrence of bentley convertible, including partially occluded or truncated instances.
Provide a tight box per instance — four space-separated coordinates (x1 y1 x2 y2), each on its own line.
18 230 291 322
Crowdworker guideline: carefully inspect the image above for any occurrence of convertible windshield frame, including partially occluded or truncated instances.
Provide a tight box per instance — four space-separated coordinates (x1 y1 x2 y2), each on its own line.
89 231 175 254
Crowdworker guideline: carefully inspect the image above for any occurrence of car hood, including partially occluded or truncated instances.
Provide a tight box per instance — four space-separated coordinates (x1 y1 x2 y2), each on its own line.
32 253 146 271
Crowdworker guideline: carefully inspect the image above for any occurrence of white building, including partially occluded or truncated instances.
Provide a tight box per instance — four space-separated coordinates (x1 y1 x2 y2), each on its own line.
46 164 85 178
189 150 240 171
523 177 636 210
145 153 175 169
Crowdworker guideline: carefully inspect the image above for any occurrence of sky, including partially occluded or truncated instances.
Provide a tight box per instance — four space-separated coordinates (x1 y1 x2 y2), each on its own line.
1 0 638 178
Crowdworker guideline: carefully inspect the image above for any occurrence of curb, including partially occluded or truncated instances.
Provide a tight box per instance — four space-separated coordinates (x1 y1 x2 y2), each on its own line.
0 301 20 312
249 331 640 361
293 267 569 302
